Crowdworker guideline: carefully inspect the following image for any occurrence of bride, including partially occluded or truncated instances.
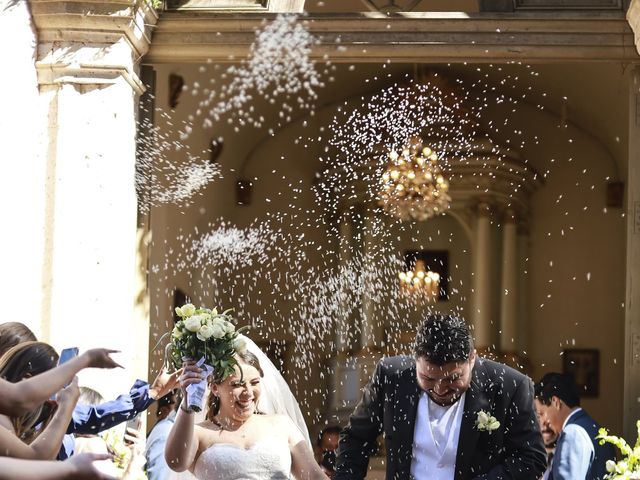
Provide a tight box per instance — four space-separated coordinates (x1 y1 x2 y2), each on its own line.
164 343 328 480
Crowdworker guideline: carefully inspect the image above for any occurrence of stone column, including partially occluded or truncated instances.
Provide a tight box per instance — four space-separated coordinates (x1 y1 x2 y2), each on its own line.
328 210 361 419
628 0 640 56
29 0 157 399
336 213 353 352
499 209 518 352
360 210 382 350
516 222 531 356
624 66 640 439
471 203 493 349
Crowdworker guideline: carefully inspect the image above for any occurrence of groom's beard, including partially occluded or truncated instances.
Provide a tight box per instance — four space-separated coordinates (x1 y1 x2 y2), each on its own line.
427 388 463 406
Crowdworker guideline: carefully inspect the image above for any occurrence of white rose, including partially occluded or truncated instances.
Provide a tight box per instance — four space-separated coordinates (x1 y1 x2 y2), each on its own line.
233 336 247 353
184 314 204 332
210 323 225 339
222 321 235 334
175 306 183 317
210 317 224 329
181 304 196 317
171 325 184 340
477 411 489 424
197 324 215 341
606 460 617 473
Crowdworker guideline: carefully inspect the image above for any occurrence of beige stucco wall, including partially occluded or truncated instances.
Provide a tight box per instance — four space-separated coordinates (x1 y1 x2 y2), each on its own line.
0 0 48 340
481 89 626 434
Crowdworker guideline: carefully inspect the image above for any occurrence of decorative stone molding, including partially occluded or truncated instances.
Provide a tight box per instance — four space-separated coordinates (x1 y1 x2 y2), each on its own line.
30 0 158 94
482 0 624 10
164 0 303 12
515 0 622 9
146 11 638 64
478 0 515 11
629 0 640 55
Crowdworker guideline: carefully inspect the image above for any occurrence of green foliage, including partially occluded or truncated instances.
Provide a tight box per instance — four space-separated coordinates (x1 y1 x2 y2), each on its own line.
147 0 162 9
168 304 249 385
597 421 640 479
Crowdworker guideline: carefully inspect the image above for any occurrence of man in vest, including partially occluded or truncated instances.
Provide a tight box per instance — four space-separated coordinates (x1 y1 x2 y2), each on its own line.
534 373 615 480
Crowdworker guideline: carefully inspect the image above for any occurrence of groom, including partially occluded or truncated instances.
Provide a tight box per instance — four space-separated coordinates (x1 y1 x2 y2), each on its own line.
335 314 546 480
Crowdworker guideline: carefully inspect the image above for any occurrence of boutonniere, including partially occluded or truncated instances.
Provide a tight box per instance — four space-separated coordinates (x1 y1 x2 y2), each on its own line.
475 410 500 433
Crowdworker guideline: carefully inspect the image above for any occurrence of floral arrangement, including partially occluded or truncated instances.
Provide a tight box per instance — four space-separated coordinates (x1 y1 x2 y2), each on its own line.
169 303 248 382
598 421 640 479
475 410 500 433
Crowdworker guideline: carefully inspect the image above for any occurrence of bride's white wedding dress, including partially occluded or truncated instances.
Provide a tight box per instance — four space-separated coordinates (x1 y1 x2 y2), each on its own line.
168 336 308 480
193 438 291 480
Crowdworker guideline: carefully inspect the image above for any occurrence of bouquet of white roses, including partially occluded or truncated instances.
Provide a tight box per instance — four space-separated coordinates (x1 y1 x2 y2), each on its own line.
168 303 248 411
598 421 640 479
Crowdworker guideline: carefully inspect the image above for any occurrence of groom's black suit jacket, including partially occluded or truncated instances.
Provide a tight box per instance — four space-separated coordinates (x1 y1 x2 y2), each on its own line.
335 356 546 480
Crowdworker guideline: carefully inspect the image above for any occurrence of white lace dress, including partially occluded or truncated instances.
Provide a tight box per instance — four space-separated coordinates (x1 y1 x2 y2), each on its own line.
193 438 291 480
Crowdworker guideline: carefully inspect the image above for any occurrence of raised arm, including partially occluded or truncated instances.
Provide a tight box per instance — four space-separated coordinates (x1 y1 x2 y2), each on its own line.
334 360 385 480
0 348 121 418
473 377 547 480
164 362 202 472
69 368 179 436
0 378 79 460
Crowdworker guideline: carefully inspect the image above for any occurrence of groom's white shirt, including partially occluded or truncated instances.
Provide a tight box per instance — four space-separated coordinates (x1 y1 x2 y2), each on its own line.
410 391 466 480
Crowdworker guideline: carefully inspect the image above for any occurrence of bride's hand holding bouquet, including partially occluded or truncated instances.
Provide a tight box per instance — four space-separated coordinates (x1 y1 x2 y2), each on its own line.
168 304 247 412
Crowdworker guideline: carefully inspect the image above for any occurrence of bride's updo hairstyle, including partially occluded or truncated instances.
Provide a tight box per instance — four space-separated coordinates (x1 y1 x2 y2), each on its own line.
0 341 59 440
206 350 264 420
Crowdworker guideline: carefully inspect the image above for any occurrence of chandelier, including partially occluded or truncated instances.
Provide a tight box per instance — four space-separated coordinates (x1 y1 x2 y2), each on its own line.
398 259 440 301
379 139 451 221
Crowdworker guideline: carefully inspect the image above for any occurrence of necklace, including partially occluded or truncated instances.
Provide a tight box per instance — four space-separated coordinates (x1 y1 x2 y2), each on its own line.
212 416 243 432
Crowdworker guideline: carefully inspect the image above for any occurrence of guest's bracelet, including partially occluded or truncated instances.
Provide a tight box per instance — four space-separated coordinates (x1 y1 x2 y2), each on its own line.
180 403 194 414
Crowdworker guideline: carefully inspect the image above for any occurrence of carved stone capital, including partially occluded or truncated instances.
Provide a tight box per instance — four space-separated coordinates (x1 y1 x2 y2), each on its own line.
476 201 493 218
30 0 158 94
629 0 640 56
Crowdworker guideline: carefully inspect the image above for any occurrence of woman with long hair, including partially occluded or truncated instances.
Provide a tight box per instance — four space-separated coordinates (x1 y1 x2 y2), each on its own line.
164 349 327 479
0 341 80 459
0 322 121 418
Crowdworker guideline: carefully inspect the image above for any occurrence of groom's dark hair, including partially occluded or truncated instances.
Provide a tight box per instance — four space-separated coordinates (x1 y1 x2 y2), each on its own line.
413 314 474 365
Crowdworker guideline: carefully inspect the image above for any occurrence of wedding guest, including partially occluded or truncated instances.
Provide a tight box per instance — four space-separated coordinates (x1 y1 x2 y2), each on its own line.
336 314 547 480
154 390 177 424
75 386 148 480
0 321 179 459
0 341 80 459
0 452 117 480
60 368 179 459
319 425 341 453
534 372 615 480
73 387 119 478
0 322 120 418
145 392 178 480
537 411 559 480
313 425 342 476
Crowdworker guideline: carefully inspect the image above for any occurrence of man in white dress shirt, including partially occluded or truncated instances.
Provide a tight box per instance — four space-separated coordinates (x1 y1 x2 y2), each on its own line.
335 314 547 480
